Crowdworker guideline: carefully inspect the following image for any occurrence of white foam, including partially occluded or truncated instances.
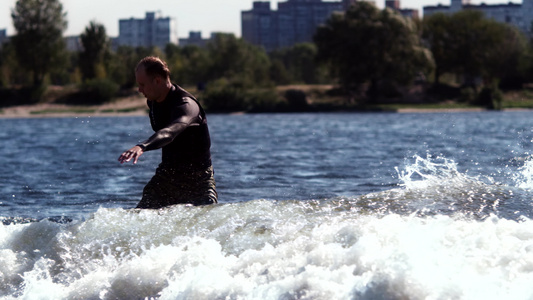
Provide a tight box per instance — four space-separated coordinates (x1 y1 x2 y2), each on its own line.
2 202 533 299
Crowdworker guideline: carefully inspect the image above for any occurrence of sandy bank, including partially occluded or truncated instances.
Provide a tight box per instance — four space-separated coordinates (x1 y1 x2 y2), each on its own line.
1 97 531 119
0 94 148 119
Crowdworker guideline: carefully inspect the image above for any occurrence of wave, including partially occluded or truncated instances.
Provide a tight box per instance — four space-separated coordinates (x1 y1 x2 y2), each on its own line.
2 154 533 298
345 154 533 221
2 199 533 299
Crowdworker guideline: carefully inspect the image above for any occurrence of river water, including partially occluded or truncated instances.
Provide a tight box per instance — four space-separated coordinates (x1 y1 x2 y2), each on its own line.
2 112 533 299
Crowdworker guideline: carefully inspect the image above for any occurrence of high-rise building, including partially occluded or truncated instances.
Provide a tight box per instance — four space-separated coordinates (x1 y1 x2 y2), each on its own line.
178 31 210 48
242 2 277 51
242 0 345 51
0 29 7 48
277 0 344 49
65 36 82 52
385 0 400 9
242 0 418 51
117 12 177 50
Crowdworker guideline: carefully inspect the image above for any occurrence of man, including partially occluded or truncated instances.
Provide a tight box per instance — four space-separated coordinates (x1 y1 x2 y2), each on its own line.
118 56 217 208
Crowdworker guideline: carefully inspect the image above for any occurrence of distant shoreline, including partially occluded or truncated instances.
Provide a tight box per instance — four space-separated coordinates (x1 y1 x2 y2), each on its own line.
3 84 533 118
3 83 533 118
3 102 532 119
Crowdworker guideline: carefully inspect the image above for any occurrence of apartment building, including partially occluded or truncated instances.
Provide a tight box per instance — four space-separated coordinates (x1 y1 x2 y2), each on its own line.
65 36 82 52
117 12 177 50
0 29 7 48
242 0 418 51
178 31 209 48
242 0 345 51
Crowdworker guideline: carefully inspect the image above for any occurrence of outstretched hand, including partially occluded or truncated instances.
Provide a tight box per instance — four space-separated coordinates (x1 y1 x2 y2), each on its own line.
118 146 144 164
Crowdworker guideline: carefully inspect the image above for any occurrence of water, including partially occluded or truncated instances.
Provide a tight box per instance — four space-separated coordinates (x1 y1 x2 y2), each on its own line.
2 112 533 299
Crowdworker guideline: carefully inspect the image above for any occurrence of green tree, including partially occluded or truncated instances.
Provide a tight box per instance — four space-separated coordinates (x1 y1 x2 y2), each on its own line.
106 46 157 89
447 11 495 86
269 43 330 84
206 33 271 86
269 58 292 85
423 10 528 90
105 46 135 89
0 42 26 86
165 44 211 86
314 2 433 101
11 0 68 86
422 13 455 85
48 48 72 85
80 21 109 80
202 34 276 111
477 20 528 89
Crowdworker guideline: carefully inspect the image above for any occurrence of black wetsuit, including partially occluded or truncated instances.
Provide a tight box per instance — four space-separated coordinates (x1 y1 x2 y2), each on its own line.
135 84 217 208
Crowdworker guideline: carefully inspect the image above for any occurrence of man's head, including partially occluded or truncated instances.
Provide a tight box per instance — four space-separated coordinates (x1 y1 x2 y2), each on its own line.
135 56 171 102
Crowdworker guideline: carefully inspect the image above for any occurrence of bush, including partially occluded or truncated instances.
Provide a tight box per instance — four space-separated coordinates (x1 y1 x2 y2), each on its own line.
477 86 503 110
202 79 248 112
0 85 45 106
459 87 476 103
426 83 461 101
283 89 309 111
247 89 281 112
79 78 119 104
202 79 280 112
29 84 47 102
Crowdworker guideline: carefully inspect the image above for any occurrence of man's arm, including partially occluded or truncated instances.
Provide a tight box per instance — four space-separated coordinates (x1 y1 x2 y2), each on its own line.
118 98 200 164
136 122 189 151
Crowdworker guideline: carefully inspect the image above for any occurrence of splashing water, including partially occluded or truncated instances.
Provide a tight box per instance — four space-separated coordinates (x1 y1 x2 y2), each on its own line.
4 113 533 299
514 156 533 190
397 155 479 189
2 154 533 299
352 155 522 220
2 201 533 299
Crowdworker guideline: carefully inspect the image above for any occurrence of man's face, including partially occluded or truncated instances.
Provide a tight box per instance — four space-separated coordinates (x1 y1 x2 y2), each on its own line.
135 67 160 101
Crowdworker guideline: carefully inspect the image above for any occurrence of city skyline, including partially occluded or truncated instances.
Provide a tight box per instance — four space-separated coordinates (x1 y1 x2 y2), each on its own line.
0 0 518 38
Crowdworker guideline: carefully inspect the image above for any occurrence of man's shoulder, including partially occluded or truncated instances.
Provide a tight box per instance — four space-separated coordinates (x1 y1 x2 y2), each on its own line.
171 84 192 96
167 94 196 107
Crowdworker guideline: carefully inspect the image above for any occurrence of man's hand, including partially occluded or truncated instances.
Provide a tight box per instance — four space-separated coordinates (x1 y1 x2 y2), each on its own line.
118 146 144 164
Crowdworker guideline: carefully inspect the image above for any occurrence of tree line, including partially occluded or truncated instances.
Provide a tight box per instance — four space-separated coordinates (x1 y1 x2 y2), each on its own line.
1 0 532 110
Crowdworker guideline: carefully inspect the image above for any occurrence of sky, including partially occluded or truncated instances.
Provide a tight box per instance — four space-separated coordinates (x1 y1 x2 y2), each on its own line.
0 0 518 38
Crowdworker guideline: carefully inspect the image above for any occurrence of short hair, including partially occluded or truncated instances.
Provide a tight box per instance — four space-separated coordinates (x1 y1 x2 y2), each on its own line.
136 56 171 81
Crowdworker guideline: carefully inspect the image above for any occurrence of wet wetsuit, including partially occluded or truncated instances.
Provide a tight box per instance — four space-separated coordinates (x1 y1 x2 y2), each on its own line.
135 84 217 208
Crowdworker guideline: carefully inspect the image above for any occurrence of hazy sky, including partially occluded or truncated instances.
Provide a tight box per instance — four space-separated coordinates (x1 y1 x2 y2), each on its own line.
0 0 517 38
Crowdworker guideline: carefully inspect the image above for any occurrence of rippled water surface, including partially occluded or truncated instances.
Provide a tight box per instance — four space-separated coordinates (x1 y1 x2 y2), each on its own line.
3 112 532 219
3 111 533 299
